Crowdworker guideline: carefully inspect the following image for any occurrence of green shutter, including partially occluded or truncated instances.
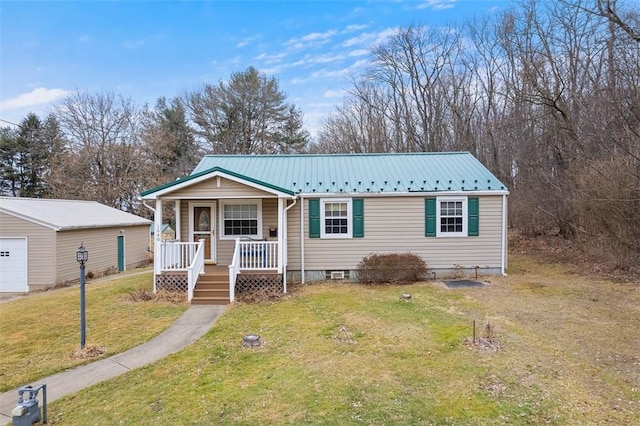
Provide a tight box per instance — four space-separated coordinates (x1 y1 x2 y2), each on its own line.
353 198 364 238
309 199 320 238
468 197 479 237
425 198 436 237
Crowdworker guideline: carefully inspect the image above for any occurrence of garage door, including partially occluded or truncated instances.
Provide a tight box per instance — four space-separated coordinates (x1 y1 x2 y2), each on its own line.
0 238 28 293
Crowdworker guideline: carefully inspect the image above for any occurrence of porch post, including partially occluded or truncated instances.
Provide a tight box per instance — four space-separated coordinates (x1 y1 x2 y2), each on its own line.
278 197 285 275
175 200 181 241
154 199 163 276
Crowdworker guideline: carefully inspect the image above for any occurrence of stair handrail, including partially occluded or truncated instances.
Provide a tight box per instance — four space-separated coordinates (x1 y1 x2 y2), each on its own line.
228 238 241 302
187 239 206 302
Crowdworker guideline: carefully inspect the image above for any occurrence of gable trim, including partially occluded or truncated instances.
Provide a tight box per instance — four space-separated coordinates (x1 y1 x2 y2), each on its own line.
141 167 294 199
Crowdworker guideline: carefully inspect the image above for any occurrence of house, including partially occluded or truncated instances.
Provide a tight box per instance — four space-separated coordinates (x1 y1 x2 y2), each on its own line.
140 152 509 305
0 197 152 295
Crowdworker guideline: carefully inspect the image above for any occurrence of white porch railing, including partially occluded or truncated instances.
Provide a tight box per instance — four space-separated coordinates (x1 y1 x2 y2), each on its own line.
228 238 279 302
187 239 206 302
237 240 279 270
228 239 241 303
160 240 200 271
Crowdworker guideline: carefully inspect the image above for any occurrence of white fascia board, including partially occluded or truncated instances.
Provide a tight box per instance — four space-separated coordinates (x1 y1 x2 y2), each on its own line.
298 190 509 198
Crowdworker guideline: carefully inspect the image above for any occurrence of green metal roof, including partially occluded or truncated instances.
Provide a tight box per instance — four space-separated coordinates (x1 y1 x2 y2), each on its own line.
142 152 507 197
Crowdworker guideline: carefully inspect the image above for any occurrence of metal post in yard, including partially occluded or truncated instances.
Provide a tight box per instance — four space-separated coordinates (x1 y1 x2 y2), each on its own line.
76 243 89 349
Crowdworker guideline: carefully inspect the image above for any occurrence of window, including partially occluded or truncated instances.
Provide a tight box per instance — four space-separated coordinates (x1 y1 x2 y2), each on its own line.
309 198 364 239
425 196 478 237
220 200 262 239
440 200 464 234
321 199 352 238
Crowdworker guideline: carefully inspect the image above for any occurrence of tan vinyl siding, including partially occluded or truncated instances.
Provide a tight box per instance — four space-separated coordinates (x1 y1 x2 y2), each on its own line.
123 225 152 269
287 196 504 271
169 176 273 199
56 226 150 283
0 212 57 289
177 197 279 266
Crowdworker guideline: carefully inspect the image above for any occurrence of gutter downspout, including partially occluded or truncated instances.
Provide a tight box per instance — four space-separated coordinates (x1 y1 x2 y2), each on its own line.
300 195 305 284
283 197 298 294
142 200 155 213
501 194 508 276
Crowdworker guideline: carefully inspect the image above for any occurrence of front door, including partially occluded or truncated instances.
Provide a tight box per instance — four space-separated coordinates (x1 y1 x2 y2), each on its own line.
192 203 216 262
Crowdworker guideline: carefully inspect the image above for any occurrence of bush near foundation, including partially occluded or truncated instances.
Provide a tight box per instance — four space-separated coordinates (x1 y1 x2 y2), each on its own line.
356 253 428 284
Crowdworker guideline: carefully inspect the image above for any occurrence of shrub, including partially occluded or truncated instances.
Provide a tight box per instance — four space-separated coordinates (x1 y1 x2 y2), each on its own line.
356 253 428 284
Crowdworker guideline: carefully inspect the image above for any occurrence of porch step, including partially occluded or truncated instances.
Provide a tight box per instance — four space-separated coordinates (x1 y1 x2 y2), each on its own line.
192 265 230 305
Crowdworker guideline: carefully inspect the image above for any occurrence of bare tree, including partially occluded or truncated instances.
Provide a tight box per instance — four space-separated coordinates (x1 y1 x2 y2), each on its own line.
51 91 152 213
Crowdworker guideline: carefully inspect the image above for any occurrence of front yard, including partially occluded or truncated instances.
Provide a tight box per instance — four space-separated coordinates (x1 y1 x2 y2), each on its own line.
0 271 186 393
37 255 640 425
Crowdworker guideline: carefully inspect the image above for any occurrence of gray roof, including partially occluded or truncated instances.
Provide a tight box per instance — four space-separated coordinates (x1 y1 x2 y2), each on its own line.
0 197 151 231
142 152 507 197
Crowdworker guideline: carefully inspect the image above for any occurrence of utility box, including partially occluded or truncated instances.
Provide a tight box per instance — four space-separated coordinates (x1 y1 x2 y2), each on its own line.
12 384 47 425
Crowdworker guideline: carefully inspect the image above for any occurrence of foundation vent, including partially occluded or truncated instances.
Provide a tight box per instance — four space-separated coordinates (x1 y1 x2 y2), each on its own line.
329 270 346 280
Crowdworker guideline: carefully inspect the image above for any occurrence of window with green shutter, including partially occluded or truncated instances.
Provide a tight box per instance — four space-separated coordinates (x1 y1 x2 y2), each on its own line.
426 196 478 237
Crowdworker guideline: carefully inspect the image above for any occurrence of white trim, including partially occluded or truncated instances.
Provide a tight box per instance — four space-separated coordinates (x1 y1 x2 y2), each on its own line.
320 198 353 239
501 194 508 276
188 201 217 262
435 196 468 238
154 199 163 276
218 199 263 240
283 197 298 293
300 196 305 285
299 190 509 198
142 170 291 199
174 200 181 241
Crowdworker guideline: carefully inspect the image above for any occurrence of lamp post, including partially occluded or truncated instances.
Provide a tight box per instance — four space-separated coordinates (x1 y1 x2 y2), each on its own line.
76 243 89 349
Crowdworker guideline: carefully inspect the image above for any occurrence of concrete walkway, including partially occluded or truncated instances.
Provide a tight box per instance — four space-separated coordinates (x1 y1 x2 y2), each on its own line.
0 304 225 423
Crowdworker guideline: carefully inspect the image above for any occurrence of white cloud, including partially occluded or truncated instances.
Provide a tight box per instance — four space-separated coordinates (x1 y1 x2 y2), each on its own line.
0 87 71 111
324 89 346 98
300 30 336 43
284 29 336 49
342 27 400 48
237 34 261 48
418 0 457 11
348 49 370 57
344 24 369 33
254 52 288 64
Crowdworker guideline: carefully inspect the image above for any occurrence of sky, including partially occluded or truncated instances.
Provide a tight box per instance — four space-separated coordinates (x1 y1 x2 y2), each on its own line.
1 0 512 137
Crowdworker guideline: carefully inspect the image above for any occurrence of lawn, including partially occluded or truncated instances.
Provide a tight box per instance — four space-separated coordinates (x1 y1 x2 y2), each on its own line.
0 271 187 393
42 255 639 425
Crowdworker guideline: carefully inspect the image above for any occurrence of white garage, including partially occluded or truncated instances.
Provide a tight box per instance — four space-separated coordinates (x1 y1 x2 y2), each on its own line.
0 237 28 292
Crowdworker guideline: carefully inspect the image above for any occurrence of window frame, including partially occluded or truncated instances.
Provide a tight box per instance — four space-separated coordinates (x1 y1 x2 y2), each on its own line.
436 196 468 237
219 199 263 240
320 198 353 239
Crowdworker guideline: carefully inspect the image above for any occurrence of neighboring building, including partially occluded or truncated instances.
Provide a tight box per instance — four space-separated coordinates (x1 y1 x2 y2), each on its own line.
141 152 509 305
0 197 151 294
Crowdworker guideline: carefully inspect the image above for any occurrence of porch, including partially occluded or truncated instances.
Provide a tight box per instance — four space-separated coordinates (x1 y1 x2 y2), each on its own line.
154 238 284 304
